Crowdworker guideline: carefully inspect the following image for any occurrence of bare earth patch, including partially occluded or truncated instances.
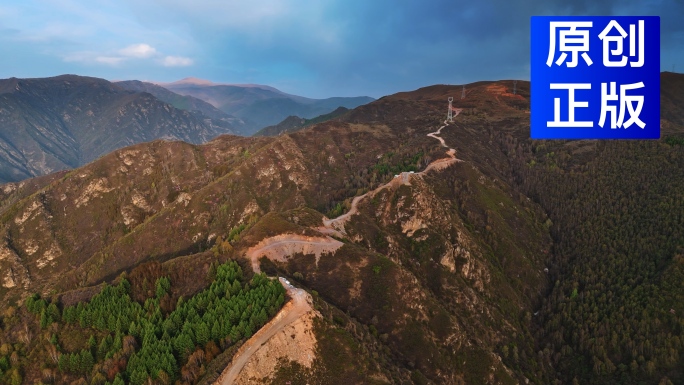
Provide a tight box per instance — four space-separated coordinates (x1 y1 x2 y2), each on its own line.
233 310 319 384
214 279 316 385
246 234 343 273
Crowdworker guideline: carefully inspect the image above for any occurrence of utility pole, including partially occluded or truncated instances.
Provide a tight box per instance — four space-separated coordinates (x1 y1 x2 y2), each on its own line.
447 97 453 122
461 85 465 99
513 80 518 95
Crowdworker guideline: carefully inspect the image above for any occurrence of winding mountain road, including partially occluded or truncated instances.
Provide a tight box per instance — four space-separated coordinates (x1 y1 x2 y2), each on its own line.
215 278 311 385
324 110 462 232
214 109 462 384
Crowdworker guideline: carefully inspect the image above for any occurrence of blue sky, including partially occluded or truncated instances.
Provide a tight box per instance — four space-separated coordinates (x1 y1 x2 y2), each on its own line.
0 0 681 98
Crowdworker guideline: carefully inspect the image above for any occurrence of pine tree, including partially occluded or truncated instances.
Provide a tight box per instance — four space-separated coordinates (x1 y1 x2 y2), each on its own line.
196 322 210 346
230 325 242 341
25 293 42 314
97 336 109 360
130 367 149 385
231 280 242 296
47 302 60 322
40 309 50 329
69 353 80 373
112 331 123 353
88 335 97 350
79 310 90 328
80 349 94 373
174 332 194 359
63 307 75 323
112 374 125 385
58 354 69 373
211 320 222 341
257 309 268 326
155 277 171 299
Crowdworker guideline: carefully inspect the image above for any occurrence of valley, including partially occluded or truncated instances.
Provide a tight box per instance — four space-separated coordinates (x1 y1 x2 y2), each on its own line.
156 78 374 135
0 75 373 183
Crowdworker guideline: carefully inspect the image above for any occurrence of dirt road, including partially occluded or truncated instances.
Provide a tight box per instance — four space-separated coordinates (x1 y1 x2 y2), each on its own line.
214 110 464 383
214 278 312 385
322 190 370 230
324 110 462 232
246 235 344 273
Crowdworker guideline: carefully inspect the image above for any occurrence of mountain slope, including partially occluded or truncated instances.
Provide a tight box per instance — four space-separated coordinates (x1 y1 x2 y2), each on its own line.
0 80 547 384
161 79 373 134
0 73 682 385
661 71 684 134
115 80 246 134
254 106 350 136
0 75 237 183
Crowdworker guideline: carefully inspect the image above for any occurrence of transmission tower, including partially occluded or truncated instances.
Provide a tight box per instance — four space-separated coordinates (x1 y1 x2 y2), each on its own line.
447 97 454 122
461 85 466 99
513 80 518 95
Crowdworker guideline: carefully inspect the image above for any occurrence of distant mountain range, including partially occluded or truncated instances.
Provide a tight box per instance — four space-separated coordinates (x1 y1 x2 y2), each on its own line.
0 75 368 183
114 80 246 129
0 75 237 183
158 78 374 135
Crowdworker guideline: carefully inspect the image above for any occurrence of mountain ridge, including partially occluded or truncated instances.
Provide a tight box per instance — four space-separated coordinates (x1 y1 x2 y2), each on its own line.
0 75 238 183
0 73 682 385
153 77 282 93
115 80 246 134
254 106 350 136
161 80 374 134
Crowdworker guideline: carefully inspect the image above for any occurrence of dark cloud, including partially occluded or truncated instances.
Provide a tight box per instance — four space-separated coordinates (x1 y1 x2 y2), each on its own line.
147 0 681 97
1 0 682 97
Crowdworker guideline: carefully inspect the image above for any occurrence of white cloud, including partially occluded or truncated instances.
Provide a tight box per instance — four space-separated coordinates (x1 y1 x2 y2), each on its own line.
162 55 194 67
62 51 125 66
61 43 192 68
119 43 158 58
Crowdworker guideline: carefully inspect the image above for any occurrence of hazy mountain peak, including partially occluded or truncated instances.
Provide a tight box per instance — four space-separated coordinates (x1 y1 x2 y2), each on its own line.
155 77 281 92
168 77 215 86
157 80 374 134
